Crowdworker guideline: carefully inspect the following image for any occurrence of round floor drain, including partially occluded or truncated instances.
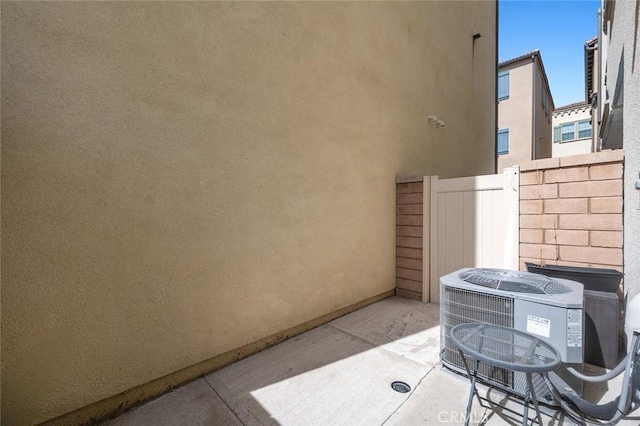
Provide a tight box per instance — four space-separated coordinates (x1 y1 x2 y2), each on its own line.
391 381 411 393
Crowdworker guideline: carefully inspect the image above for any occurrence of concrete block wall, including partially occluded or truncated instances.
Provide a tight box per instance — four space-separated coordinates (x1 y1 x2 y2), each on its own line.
396 177 424 300
519 150 624 276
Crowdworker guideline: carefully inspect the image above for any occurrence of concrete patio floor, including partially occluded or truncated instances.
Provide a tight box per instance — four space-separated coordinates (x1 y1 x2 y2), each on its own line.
103 297 639 425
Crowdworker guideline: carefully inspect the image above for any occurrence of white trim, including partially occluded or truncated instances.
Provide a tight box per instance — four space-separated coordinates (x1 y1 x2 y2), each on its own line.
435 174 504 193
429 176 439 303
422 177 431 303
503 166 520 269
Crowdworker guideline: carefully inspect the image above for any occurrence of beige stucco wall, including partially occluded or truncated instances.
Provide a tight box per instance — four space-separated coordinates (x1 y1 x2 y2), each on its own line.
606 0 640 299
498 61 533 172
532 63 553 160
1 2 496 423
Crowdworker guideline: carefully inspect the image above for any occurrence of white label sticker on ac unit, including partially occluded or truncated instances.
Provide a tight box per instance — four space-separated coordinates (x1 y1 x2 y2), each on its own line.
567 309 583 347
526 315 551 338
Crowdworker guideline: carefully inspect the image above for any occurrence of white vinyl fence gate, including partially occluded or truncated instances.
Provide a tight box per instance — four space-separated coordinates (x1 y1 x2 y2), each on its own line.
424 167 519 303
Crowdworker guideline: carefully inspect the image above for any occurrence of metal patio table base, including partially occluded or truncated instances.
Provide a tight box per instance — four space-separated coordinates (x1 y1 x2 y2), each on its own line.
450 323 562 426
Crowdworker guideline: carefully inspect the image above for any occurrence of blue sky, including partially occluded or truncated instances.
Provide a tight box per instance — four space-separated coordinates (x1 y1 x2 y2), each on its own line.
499 0 600 107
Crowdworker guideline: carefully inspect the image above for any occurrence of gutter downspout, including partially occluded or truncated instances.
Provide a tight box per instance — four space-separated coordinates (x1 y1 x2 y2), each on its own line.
596 8 603 152
532 55 537 160
582 31 599 153
495 0 499 174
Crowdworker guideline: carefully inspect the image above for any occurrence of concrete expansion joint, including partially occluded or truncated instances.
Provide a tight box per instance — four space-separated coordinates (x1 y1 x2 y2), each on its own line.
380 366 434 425
325 321 429 359
325 321 439 425
325 323 380 348
202 379 245 425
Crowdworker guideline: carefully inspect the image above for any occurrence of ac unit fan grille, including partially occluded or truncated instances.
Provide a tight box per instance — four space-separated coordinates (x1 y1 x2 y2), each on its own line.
440 286 515 389
459 268 571 294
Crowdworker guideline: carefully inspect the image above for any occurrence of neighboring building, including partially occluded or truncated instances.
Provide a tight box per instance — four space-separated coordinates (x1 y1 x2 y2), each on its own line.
597 4 623 152
597 0 640 298
552 101 593 157
1 2 498 424
584 35 599 142
497 50 554 172
551 36 598 159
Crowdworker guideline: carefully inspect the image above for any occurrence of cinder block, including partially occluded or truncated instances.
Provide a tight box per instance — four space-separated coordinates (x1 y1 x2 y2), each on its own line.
559 180 622 198
520 258 557 271
397 267 422 282
558 214 622 231
544 229 589 246
397 226 422 237
520 243 558 260
545 167 588 183
590 231 623 248
520 171 543 186
396 247 422 260
559 150 624 167
396 257 422 271
590 197 623 213
397 204 423 215
520 214 558 229
520 184 558 200
396 193 423 204
590 163 623 180
559 246 622 266
520 200 543 214
396 236 422 248
520 229 543 244
396 288 422 300
544 198 588 214
396 215 423 226
396 182 424 194
396 278 422 293
520 157 560 171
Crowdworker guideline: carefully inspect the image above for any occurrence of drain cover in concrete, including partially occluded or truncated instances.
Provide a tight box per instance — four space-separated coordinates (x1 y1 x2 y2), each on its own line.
391 381 411 393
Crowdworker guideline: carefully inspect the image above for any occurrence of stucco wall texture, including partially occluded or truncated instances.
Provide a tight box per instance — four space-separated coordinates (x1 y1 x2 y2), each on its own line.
532 65 552 161
497 56 553 173
497 61 533 172
607 0 640 299
1 2 496 423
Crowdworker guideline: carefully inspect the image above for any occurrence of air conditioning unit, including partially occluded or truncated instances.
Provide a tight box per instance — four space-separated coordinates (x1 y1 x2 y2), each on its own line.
440 268 584 401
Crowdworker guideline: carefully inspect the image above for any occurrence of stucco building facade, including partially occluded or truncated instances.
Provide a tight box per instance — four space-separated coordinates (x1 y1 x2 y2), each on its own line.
1 2 498 424
552 102 593 158
550 36 599 159
596 0 640 299
497 50 554 173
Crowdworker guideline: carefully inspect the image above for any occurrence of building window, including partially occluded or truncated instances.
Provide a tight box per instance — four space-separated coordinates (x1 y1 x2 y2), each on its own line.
578 120 592 139
542 86 550 120
498 71 509 100
498 129 509 154
561 123 575 141
553 120 592 143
